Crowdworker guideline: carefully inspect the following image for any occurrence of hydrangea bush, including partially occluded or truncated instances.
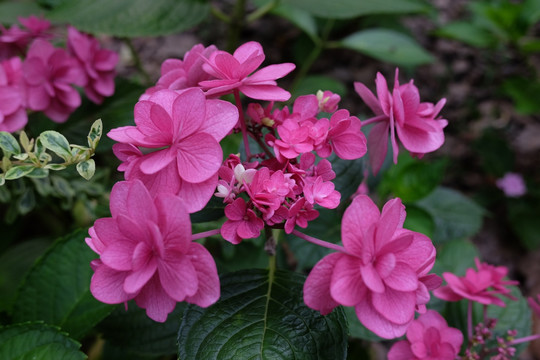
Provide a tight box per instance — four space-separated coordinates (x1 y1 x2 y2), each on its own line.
1 1 539 359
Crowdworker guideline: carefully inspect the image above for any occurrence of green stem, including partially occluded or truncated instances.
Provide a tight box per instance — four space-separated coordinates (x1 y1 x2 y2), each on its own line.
246 0 280 23
210 5 231 23
226 0 247 52
289 19 334 94
123 38 152 85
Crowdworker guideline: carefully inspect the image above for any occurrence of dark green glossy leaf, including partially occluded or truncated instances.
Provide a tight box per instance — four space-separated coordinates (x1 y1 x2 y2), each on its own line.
416 187 485 244
48 0 210 37
0 322 85 360
12 230 113 339
98 302 185 357
341 29 434 67
178 269 348 359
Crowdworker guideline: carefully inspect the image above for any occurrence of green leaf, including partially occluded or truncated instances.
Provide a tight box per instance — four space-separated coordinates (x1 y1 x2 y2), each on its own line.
39 131 72 160
17 188 35 215
508 198 540 250
378 154 447 203
271 5 317 40
44 164 67 171
416 187 485 244
76 159 96 180
403 205 434 238
178 269 348 359
13 230 113 340
25 167 50 178
87 119 103 148
48 0 210 37
341 29 434 67
436 22 495 48
500 77 540 115
255 0 428 19
0 239 50 312
0 322 85 360
330 154 365 202
4 165 35 180
473 128 514 177
0 132 21 155
98 302 185 357
51 175 75 198
0 1 47 25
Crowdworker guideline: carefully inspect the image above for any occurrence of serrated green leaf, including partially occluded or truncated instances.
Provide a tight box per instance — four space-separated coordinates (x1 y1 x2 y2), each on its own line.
13 230 113 340
47 0 210 37
39 131 72 160
0 132 21 155
416 187 485 244
98 302 185 357
0 322 86 360
4 165 35 180
254 0 428 19
341 29 434 67
76 159 95 180
178 269 348 359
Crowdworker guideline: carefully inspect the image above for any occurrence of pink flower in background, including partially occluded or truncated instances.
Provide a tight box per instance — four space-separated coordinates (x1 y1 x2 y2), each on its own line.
221 197 264 244
67 26 118 104
496 172 526 197
23 39 85 122
142 44 217 99
108 88 238 212
0 15 51 59
317 90 340 113
199 41 295 101
434 258 518 307
387 310 463 360
528 294 540 317
303 195 438 339
87 180 220 322
354 68 447 174
0 57 27 132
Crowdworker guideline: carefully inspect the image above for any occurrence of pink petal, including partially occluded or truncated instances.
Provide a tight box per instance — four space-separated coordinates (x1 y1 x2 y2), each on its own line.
360 263 385 293
134 275 177 322
176 133 222 183
354 81 383 115
139 147 178 174
375 72 392 115
158 253 198 301
185 242 220 307
375 198 405 250
239 84 291 101
355 296 410 339
233 41 264 64
126 180 158 224
101 240 137 271
387 340 414 360
246 63 296 83
384 262 418 292
330 255 368 306
124 249 157 294
198 99 238 141
331 132 367 160
367 121 389 175
372 287 415 325
341 195 380 255
26 84 50 110
303 252 343 315
154 194 191 249
90 264 132 304
172 88 206 139
176 173 218 213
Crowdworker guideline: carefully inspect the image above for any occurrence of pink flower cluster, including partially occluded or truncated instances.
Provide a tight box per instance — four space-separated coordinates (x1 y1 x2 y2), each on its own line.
87 180 219 322
303 195 440 339
387 310 463 360
434 258 518 306
0 16 118 129
355 69 448 174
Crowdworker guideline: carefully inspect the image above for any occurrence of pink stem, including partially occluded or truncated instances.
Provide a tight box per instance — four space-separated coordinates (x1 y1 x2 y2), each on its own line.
233 89 252 161
509 334 540 346
192 229 221 241
361 114 387 126
292 229 348 254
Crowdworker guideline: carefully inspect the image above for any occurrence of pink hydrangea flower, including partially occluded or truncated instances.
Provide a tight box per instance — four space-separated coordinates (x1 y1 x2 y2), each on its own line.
0 15 51 60
221 197 264 244
86 180 220 322
142 44 217 100
434 258 518 307
67 26 118 104
108 88 238 212
496 172 526 197
199 41 295 101
387 310 463 360
316 90 340 113
354 69 447 174
303 195 439 339
22 39 85 122
0 57 27 132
